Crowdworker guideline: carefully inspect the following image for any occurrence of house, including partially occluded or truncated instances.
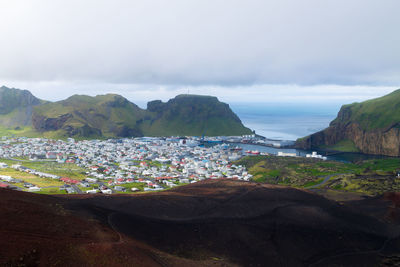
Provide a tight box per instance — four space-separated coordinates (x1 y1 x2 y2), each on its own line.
0 182 9 188
114 186 126 192
101 189 112 194
85 177 98 183
28 186 41 192
60 177 79 184
0 162 8 168
86 189 99 194
66 187 75 194
24 182 35 188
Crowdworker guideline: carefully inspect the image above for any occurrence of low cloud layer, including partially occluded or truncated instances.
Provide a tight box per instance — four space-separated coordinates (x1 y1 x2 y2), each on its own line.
0 0 399 86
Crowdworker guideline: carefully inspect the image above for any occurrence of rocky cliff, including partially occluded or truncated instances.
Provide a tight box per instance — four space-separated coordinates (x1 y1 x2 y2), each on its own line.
32 94 146 138
0 86 44 127
296 89 400 156
30 93 251 138
142 94 252 136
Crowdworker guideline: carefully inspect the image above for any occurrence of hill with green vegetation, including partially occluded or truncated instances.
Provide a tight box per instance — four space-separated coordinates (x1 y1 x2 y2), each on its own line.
0 87 246 138
0 86 44 127
235 155 400 197
143 94 252 136
296 89 400 156
32 94 146 138
32 94 251 138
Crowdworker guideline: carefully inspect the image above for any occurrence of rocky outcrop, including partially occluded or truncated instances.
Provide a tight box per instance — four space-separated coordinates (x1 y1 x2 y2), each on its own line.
141 94 252 136
32 113 73 132
296 122 400 156
296 92 400 156
0 86 42 115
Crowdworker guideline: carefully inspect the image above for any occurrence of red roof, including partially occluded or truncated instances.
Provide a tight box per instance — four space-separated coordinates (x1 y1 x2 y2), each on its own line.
0 182 9 188
60 177 79 184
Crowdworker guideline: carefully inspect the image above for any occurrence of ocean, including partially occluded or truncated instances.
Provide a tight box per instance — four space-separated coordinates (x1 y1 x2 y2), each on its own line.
230 103 342 141
229 103 395 162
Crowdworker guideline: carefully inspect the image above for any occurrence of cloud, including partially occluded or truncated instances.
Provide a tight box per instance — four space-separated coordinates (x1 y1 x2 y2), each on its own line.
1 80 397 108
0 0 399 87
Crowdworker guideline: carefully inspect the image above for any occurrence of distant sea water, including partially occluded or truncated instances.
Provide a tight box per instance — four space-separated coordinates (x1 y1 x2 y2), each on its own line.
229 102 395 162
230 103 342 141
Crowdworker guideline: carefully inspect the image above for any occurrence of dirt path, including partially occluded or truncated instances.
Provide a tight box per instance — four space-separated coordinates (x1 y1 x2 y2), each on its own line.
306 173 347 189
308 236 395 266
107 212 124 244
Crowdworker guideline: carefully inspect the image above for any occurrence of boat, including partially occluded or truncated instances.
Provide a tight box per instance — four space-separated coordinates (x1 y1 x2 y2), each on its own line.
230 146 243 151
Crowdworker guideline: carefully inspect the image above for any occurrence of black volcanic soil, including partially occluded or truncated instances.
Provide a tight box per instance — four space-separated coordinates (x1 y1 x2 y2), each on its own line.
2 180 400 266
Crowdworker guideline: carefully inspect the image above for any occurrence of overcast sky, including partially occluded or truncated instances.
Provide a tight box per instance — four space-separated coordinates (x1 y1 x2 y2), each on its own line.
0 0 399 104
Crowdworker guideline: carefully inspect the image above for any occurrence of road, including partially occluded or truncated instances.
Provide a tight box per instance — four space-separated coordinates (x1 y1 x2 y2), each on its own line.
71 184 83 194
305 173 347 189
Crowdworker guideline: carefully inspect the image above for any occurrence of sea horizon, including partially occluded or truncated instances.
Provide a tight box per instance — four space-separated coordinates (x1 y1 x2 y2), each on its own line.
230 102 342 141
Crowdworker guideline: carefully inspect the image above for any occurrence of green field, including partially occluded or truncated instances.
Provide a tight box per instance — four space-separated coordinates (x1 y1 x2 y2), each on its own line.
0 159 86 180
118 182 147 193
235 156 400 196
0 168 65 187
320 139 360 153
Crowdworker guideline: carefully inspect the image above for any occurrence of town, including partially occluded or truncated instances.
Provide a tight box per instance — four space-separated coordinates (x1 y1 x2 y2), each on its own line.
0 136 255 194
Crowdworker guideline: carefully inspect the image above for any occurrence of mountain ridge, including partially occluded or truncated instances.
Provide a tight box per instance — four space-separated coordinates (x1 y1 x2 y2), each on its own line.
0 86 252 138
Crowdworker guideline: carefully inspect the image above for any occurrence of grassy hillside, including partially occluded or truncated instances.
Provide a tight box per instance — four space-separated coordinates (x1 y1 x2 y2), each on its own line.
142 94 252 136
0 86 251 138
31 94 251 138
331 88 400 131
0 86 44 127
236 155 400 196
295 89 400 156
33 94 146 138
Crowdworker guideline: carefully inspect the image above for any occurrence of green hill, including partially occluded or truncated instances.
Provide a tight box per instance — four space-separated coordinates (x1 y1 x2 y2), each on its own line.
32 94 146 138
0 86 44 127
141 94 252 136
29 93 251 138
296 89 400 156
330 89 400 131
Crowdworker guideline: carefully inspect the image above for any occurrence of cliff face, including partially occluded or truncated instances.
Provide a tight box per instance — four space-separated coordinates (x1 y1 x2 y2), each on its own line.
142 95 252 136
296 89 400 156
0 86 44 127
31 94 251 138
32 94 145 138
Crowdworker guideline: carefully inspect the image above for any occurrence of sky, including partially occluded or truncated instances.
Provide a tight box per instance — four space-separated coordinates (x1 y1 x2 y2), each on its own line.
0 0 399 105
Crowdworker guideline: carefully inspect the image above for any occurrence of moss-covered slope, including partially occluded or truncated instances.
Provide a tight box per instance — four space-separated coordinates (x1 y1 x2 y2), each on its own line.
141 94 252 136
32 94 146 138
296 89 400 156
0 86 44 127
30 94 251 138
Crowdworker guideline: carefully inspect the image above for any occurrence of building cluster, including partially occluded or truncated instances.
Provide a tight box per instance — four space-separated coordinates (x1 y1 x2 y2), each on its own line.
0 136 253 194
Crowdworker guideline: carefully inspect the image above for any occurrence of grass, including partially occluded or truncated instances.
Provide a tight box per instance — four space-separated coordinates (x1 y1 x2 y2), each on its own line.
0 168 64 187
303 178 324 187
235 156 400 196
37 187 68 194
330 88 400 131
0 159 87 180
321 139 360 153
119 182 147 193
